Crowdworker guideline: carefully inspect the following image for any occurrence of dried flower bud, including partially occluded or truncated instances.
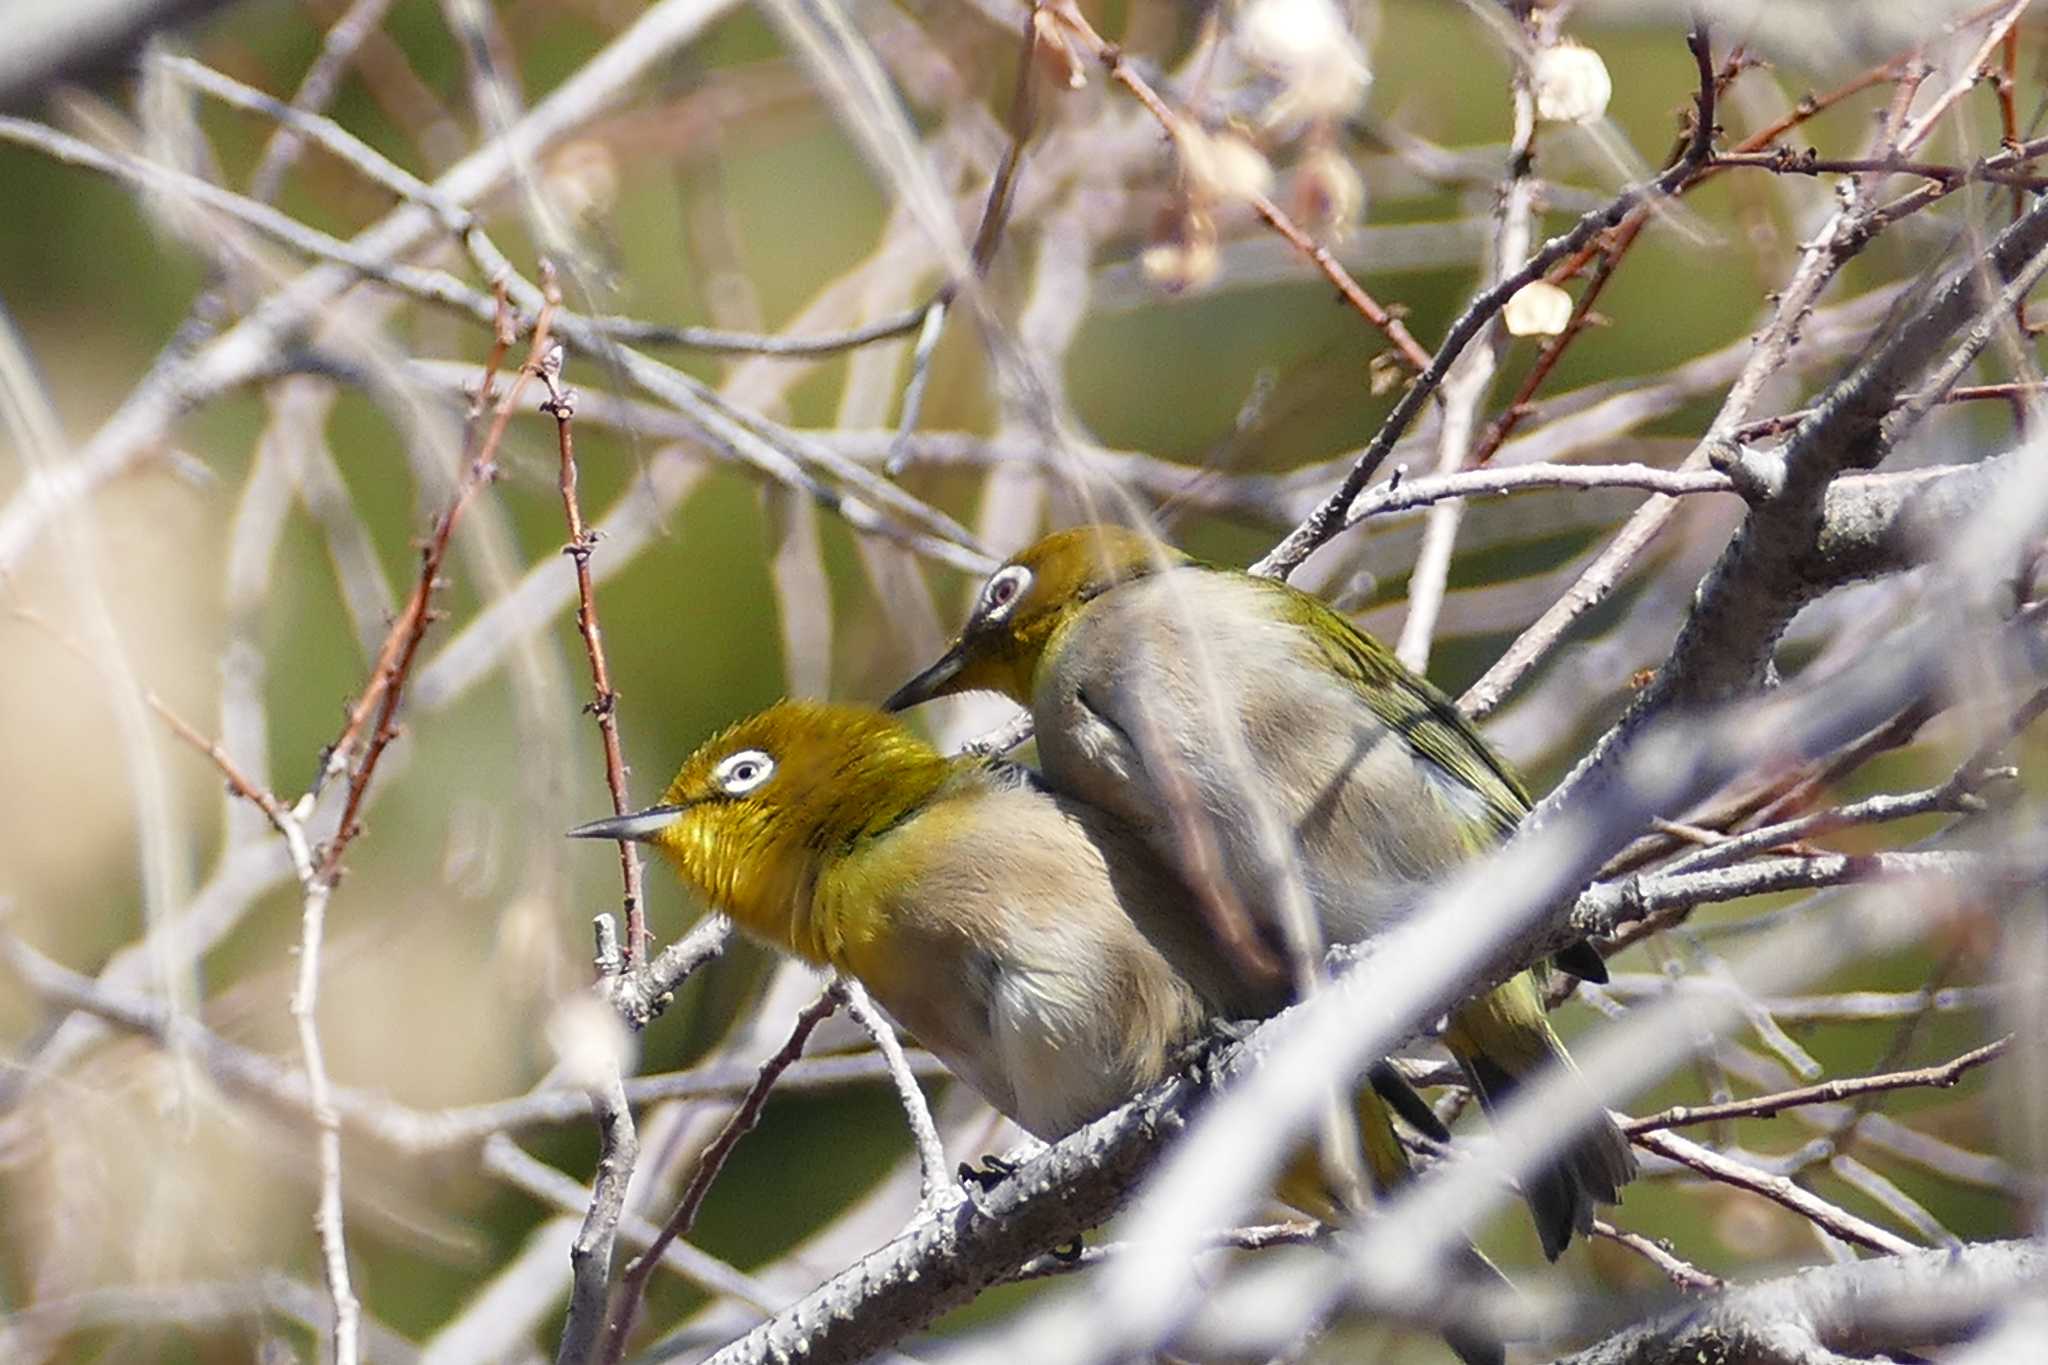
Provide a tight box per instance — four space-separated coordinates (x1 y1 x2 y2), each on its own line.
1289 144 1364 238
1531 40 1612 125
1236 0 1371 127
1142 204 1221 294
1178 126 1275 205
1032 8 1088 90
1503 279 1575 337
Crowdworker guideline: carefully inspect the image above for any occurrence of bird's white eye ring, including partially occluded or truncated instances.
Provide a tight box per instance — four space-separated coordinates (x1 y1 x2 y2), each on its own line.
714 749 776 795
978 565 1032 623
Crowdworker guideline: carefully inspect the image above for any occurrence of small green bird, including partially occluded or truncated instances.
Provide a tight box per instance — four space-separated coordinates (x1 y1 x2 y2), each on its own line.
572 699 1506 1363
886 524 1634 1259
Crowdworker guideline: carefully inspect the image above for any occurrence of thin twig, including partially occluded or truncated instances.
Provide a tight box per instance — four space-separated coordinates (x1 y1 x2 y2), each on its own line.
291 283 545 1364
315 288 553 882
1626 1036 2010 1134
1711 146 2048 188
837 978 955 1213
481 1135 776 1311
1588 1220 1724 1294
536 286 647 965
1055 7 1433 374
1005 1222 1321 1284
597 984 844 1364
146 692 298 839
1397 20 1541 671
886 7 1039 475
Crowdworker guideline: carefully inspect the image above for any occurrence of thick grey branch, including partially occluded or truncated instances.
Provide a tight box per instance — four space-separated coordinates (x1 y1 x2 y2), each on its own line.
1557 1238 2046 1365
1548 192 2048 826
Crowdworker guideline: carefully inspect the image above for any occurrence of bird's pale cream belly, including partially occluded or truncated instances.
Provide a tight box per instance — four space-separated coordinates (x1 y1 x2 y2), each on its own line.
834 779 1220 1140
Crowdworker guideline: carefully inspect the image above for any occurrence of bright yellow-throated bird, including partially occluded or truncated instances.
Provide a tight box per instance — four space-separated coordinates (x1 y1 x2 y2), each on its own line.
570 699 1256 1137
885 524 1634 1259
571 700 1504 1364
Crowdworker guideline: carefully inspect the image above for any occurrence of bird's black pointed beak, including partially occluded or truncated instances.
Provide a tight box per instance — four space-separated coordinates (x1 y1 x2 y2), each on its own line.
883 643 968 712
567 804 684 842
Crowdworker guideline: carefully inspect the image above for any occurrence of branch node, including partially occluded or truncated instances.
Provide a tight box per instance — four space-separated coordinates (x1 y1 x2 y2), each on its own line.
1710 440 1788 503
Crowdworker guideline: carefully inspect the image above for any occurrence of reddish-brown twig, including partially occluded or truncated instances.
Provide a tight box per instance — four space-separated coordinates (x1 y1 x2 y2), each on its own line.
314 284 553 886
307 286 521 810
1541 57 1907 292
1712 147 2048 189
148 692 296 837
536 265 648 966
597 984 844 1365
1048 3 1432 374
1245 190 1433 372
1732 381 2048 440
1472 54 1904 468
1626 1036 2010 1134
1255 23 1721 580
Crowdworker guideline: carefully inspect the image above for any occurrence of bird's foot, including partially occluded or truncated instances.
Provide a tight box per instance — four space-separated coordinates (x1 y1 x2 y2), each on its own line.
1175 1016 1257 1087
958 1154 1021 1192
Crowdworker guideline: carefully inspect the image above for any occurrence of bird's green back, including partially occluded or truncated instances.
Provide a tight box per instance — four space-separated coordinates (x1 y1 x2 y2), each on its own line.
1241 572 1533 839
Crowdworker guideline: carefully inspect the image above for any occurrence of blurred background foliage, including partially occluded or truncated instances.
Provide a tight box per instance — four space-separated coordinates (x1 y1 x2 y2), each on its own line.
0 0 2034 1360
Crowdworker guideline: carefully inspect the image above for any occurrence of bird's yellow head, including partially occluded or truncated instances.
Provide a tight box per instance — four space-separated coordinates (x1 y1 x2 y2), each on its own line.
567 699 953 960
884 523 1190 711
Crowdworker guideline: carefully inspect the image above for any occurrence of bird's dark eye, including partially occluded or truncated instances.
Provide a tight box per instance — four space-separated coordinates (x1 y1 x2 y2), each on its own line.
714 749 776 795
990 578 1016 605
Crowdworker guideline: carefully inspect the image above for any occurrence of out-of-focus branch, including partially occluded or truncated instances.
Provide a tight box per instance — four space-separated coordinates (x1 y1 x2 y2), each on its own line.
1397 11 1542 671
0 0 751 577
0 110 995 577
0 924 940 1152
1555 1239 2046 1365
0 0 243 108
1632 1129 1919 1255
479 1136 774 1311
0 1272 421 1365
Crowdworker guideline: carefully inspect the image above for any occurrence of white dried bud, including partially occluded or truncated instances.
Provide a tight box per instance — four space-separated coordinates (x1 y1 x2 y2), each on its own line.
1178 126 1275 205
1503 279 1575 337
1531 41 1612 125
545 991 635 1092
1236 0 1371 126
1141 238 1222 295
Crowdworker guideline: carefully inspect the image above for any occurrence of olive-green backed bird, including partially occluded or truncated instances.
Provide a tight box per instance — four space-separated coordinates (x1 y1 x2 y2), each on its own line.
885 525 1635 1260
570 700 1503 1365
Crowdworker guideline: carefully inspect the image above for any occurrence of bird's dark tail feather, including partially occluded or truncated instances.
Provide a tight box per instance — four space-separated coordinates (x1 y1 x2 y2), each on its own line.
1463 1053 1636 1261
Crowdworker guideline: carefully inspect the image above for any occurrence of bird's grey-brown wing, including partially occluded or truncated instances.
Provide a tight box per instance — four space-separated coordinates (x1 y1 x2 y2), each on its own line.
1035 568 1482 946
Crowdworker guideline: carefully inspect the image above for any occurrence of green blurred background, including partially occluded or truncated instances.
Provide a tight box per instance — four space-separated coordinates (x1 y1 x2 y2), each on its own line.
0 1 2028 1360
